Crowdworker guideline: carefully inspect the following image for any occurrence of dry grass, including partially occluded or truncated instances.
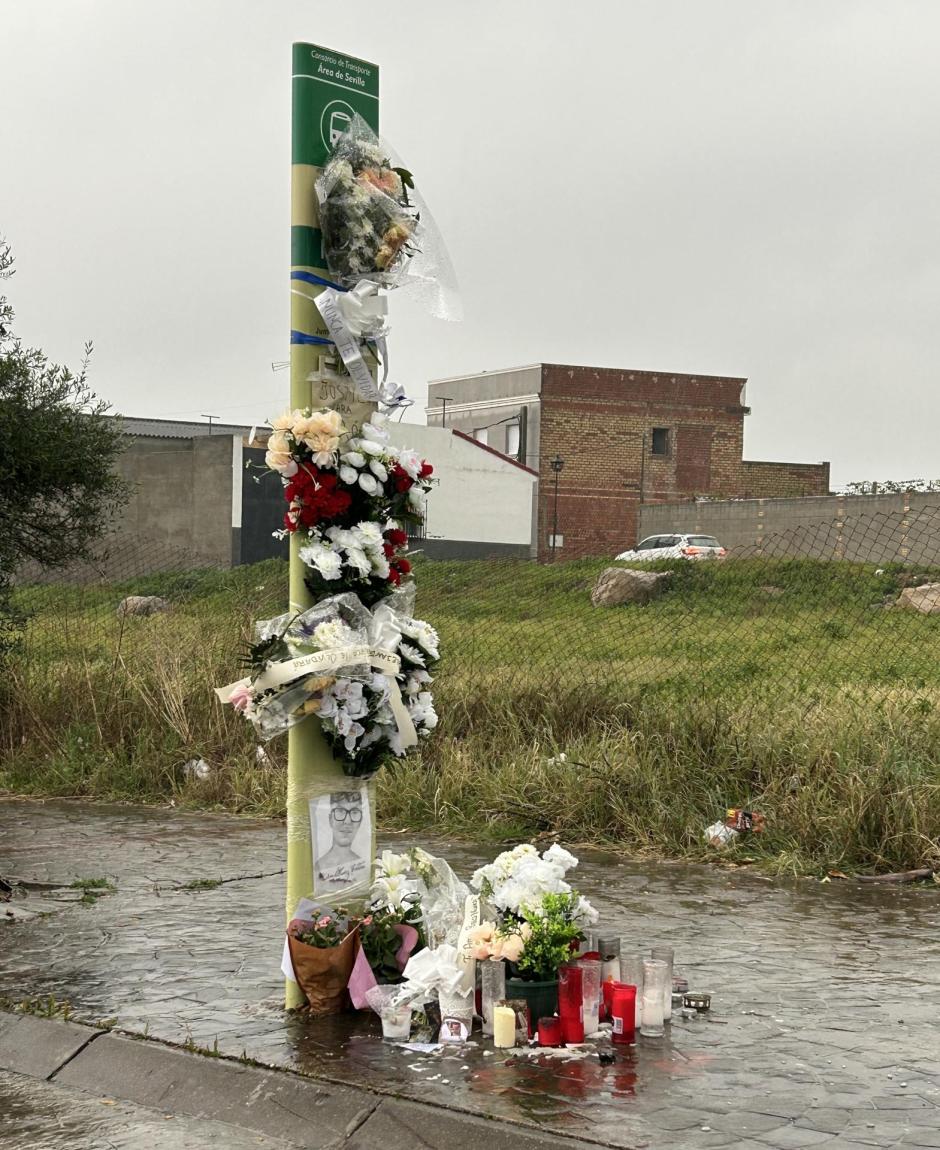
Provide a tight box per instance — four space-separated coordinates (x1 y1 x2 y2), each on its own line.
3 556 940 873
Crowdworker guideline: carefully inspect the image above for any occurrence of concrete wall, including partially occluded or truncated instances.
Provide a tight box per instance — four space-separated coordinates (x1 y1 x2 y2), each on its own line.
639 492 940 563
117 435 238 567
388 424 537 553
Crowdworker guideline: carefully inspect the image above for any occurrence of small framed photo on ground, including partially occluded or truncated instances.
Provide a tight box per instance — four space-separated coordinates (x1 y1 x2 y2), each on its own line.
309 787 371 897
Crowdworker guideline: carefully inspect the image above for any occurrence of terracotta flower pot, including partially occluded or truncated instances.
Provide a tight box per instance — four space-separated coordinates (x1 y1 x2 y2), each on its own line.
287 929 359 1016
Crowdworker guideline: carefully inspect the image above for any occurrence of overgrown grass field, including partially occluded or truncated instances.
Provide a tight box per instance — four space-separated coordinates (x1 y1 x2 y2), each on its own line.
3 556 939 875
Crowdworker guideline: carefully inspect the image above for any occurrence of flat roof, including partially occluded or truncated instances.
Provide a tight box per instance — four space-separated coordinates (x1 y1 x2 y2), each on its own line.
116 416 252 439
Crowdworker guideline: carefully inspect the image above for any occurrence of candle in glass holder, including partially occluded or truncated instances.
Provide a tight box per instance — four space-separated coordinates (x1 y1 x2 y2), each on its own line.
602 977 623 1019
493 1005 516 1048
641 959 667 1038
598 936 621 985
610 985 636 1045
650 946 674 1022
620 952 645 1028
480 959 506 1036
558 963 585 1044
537 1016 562 1046
576 958 602 1034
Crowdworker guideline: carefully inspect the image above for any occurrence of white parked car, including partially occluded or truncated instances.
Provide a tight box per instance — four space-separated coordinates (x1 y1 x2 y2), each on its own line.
616 534 727 561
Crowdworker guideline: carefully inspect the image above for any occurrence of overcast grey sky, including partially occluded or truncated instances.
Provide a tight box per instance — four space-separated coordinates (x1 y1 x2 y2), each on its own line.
3 1 939 486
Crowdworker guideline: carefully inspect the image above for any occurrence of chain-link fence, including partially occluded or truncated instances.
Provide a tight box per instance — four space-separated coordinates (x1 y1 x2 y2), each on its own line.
4 505 940 813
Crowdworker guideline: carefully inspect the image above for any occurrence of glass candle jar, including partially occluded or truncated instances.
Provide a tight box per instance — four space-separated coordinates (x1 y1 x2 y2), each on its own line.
379 1004 413 1041
620 952 645 1029
598 935 622 986
558 963 585 1044
641 959 667 1038
480 959 506 1037
576 958 602 1034
650 946 675 1022
610 985 637 1045
537 1016 562 1046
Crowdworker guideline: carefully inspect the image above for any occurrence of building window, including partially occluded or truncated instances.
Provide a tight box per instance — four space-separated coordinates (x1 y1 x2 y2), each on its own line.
474 427 489 445
651 428 670 456
506 422 520 458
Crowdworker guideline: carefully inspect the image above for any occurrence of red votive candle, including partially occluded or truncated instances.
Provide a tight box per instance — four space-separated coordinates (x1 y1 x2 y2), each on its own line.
537 1016 562 1046
610 985 637 1045
603 978 628 1019
558 963 585 1044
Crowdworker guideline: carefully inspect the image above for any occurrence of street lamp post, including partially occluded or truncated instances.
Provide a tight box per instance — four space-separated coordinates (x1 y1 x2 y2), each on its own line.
439 396 453 428
550 455 564 562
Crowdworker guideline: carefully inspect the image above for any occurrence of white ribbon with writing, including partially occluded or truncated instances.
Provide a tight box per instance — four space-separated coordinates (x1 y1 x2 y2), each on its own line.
313 282 385 403
215 643 417 749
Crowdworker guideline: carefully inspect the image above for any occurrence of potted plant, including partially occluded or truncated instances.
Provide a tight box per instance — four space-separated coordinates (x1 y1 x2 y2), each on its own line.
505 892 590 1020
469 844 598 1024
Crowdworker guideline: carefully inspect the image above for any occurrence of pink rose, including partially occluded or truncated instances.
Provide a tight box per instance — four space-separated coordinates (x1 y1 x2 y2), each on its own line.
499 933 526 964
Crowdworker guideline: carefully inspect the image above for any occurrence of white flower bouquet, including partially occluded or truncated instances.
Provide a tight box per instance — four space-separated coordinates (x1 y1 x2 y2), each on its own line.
217 587 440 778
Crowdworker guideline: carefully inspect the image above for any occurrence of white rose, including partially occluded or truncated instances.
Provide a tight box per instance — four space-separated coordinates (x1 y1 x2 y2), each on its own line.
358 474 380 495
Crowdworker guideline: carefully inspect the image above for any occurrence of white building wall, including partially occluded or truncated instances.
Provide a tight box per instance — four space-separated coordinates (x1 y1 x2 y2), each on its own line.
387 424 535 549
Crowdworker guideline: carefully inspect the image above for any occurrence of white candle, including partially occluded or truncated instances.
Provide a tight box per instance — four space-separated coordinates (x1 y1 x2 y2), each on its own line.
493 1005 516 1048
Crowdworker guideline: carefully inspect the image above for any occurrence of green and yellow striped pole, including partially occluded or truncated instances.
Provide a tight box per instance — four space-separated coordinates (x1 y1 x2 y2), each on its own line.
287 43 380 1008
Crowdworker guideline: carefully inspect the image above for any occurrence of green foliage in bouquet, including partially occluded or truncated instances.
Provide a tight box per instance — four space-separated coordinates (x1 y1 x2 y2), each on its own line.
513 893 585 981
359 895 426 983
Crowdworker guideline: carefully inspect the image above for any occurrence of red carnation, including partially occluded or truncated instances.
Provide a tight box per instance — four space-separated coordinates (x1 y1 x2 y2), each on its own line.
385 528 408 547
397 558 412 575
419 462 433 478
388 567 401 586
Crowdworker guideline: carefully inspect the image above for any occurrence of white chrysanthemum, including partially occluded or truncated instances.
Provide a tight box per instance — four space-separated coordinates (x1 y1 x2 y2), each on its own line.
400 618 440 661
344 721 365 753
399 642 425 667
354 520 383 547
313 619 357 649
573 895 599 926
404 669 432 696
298 541 342 580
345 546 372 576
408 691 438 730
544 843 579 873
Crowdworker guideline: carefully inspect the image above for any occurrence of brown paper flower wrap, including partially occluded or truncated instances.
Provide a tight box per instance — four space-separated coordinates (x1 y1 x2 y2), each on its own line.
287 928 360 1016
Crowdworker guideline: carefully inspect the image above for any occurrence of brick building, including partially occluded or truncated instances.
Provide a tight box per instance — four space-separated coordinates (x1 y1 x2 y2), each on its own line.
427 364 830 560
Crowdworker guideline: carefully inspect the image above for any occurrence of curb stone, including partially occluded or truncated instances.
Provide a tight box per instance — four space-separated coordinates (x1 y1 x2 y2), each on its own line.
0 1012 97 1079
0 1012 607 1149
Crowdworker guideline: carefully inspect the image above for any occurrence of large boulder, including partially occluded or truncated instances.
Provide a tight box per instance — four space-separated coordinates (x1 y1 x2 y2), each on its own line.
896 583 940 615
591 567 671 608
116 595 171 619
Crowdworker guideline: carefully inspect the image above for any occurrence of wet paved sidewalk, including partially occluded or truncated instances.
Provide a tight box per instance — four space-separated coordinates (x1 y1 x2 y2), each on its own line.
1 797 939 1149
